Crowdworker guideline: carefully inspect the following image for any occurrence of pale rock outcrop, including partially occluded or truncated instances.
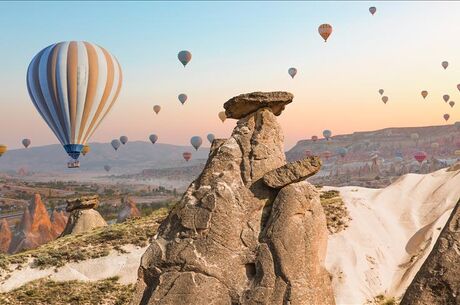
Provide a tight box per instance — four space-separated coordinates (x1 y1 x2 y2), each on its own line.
60 195 107 236
117 198 141 223
132 92 334 305
400 200 460 305
0 218 12 253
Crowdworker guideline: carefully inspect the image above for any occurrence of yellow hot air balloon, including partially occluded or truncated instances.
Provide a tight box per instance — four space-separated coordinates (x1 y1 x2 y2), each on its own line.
82 145 91 156
0 145 7 157
218 111 226 123
318 24 333 42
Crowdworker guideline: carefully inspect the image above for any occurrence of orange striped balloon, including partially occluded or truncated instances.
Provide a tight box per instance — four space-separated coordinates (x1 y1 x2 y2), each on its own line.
318 24 333 42
27 41 122 160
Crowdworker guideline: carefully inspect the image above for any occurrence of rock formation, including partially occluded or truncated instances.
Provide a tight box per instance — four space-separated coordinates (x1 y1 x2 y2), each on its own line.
131 92 335 305
50 210 68 238
400 200 460 305
60 195 107 236
117 197 141 223
0 218 12 253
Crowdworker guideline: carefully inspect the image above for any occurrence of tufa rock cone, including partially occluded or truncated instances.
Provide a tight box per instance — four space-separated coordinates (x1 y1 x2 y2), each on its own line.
117 197 141 223
60 195 107 236
0 218 12 253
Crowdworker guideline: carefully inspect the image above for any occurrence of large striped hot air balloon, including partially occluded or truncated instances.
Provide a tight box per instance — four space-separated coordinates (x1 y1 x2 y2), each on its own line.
26 41 122 168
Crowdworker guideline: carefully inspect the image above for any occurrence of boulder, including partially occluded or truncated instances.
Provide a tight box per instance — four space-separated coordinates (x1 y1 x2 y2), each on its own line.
223 91 293 119
400 200 460 305
131 92 335 305
60 196 107 236
263 156 322 189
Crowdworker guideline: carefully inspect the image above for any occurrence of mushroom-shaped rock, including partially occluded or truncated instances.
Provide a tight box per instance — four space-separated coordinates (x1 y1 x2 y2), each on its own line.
61 195 107 236
223 91 293 119
66 195 100 212
263 156 322 189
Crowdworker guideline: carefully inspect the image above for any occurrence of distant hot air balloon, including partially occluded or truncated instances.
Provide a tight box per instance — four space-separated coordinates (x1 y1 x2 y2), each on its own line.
414 151 427 164
369 6 377 15
27 41 122 168
431 142 439 149
322 151 332 160
288 67 297 79
318 24 333 42
443 95 450 102
120 136 128 145
218 111 226 123
442 61 449 69
149 134 158 144
457 84 460 92
153 105 161 114
0 145 7 157
207 133 215 143
22 139 31 148
190 136 202 150
183 151 192 162
111 139 121 151
382 96 388 104
455 150 460 157
178 94 188 105
178 50 192 67
311 135 318 142
421 90 428 99
337 147 347 158
378 89 384 95
104 165 111 172
323 129 332 140
82 145 90 156
443 113 450 122
449 101 455 108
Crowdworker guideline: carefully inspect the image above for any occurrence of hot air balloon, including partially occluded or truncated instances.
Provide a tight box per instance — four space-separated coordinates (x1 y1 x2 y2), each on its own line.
207 133 215 144
322 151 332 160
26 41 122 168
414 151 427 164
153 105 161 114
190 136 202 150
22 139 31 148
455 150 460 157
382 96 388 104
104 165 111 172
421 90 428 99
378 89 384 95
442 61 449 69
323 130 332 140
149 134 158 144
311 135 318 142
449 101 455 108
318 24 333 42
120 136 128 145
443 113 450 122
431 142 439 149
0 145 7 157
305 150 313 157
82 145 90 156
111 139 121 151
288 67 297 79
337 147 347 158
178 94 187 105
178 50 192 67
218 111 226 123
183 151 192 162
457 84 460 92
443 95 450 102
369 6 377 15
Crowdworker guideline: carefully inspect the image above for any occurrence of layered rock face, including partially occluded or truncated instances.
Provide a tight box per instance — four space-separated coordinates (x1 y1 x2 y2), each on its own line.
400 200 460 305
132 92 335 305
60 195 107 236
0 218 12 253
117 197 141 223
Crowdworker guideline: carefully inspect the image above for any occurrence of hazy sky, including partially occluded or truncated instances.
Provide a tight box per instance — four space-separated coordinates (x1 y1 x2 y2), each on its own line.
1 1 460 150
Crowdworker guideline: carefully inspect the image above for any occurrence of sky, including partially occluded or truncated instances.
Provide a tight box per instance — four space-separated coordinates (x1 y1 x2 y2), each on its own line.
0 1 460 150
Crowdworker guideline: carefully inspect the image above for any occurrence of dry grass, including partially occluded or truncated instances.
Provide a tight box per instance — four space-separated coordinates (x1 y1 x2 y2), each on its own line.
368 294 398 305
319 190 352 234
0 276 134 305
0 208 168 271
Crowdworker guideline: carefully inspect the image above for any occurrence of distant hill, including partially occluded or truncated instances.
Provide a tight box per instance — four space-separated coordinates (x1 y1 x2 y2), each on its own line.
0 141 210 175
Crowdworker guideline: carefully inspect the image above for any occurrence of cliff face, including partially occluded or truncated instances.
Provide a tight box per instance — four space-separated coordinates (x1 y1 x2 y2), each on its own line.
131 92 335 305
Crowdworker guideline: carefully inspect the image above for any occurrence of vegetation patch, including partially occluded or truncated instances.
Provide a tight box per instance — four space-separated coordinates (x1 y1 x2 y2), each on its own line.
0 276 134 305
0 208 168 271
319 190 352 234
367 294 398 305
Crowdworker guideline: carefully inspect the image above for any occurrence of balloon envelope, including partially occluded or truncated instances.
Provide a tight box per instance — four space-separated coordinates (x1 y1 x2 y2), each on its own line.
207 133 215 144
178 50 192 67
311 135 318 142
369 6 376 15
153 105 161 114
421 91 428 99
149 134 158 144
442 61 449 69
104 165 111 172
22 139 31 148
288 67 297 78
323 130 332 140
318 24 333 42
382 96 388 104
190 136 202 150
120 136 128 145
443 95 450 102
443 113 450 121
378 89 384 95
0 145 7 157
111 139 121 151
414 151 427 164
178 94 187 105
183 151 192 162
82 145 90 156
27 41 122 161
449 101 455 108
218 111 226 122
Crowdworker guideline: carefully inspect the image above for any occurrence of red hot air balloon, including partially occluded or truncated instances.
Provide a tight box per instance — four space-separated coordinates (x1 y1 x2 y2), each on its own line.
311 135 318 142
183 151 192 162
414 151 427 164
443 113 450 122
